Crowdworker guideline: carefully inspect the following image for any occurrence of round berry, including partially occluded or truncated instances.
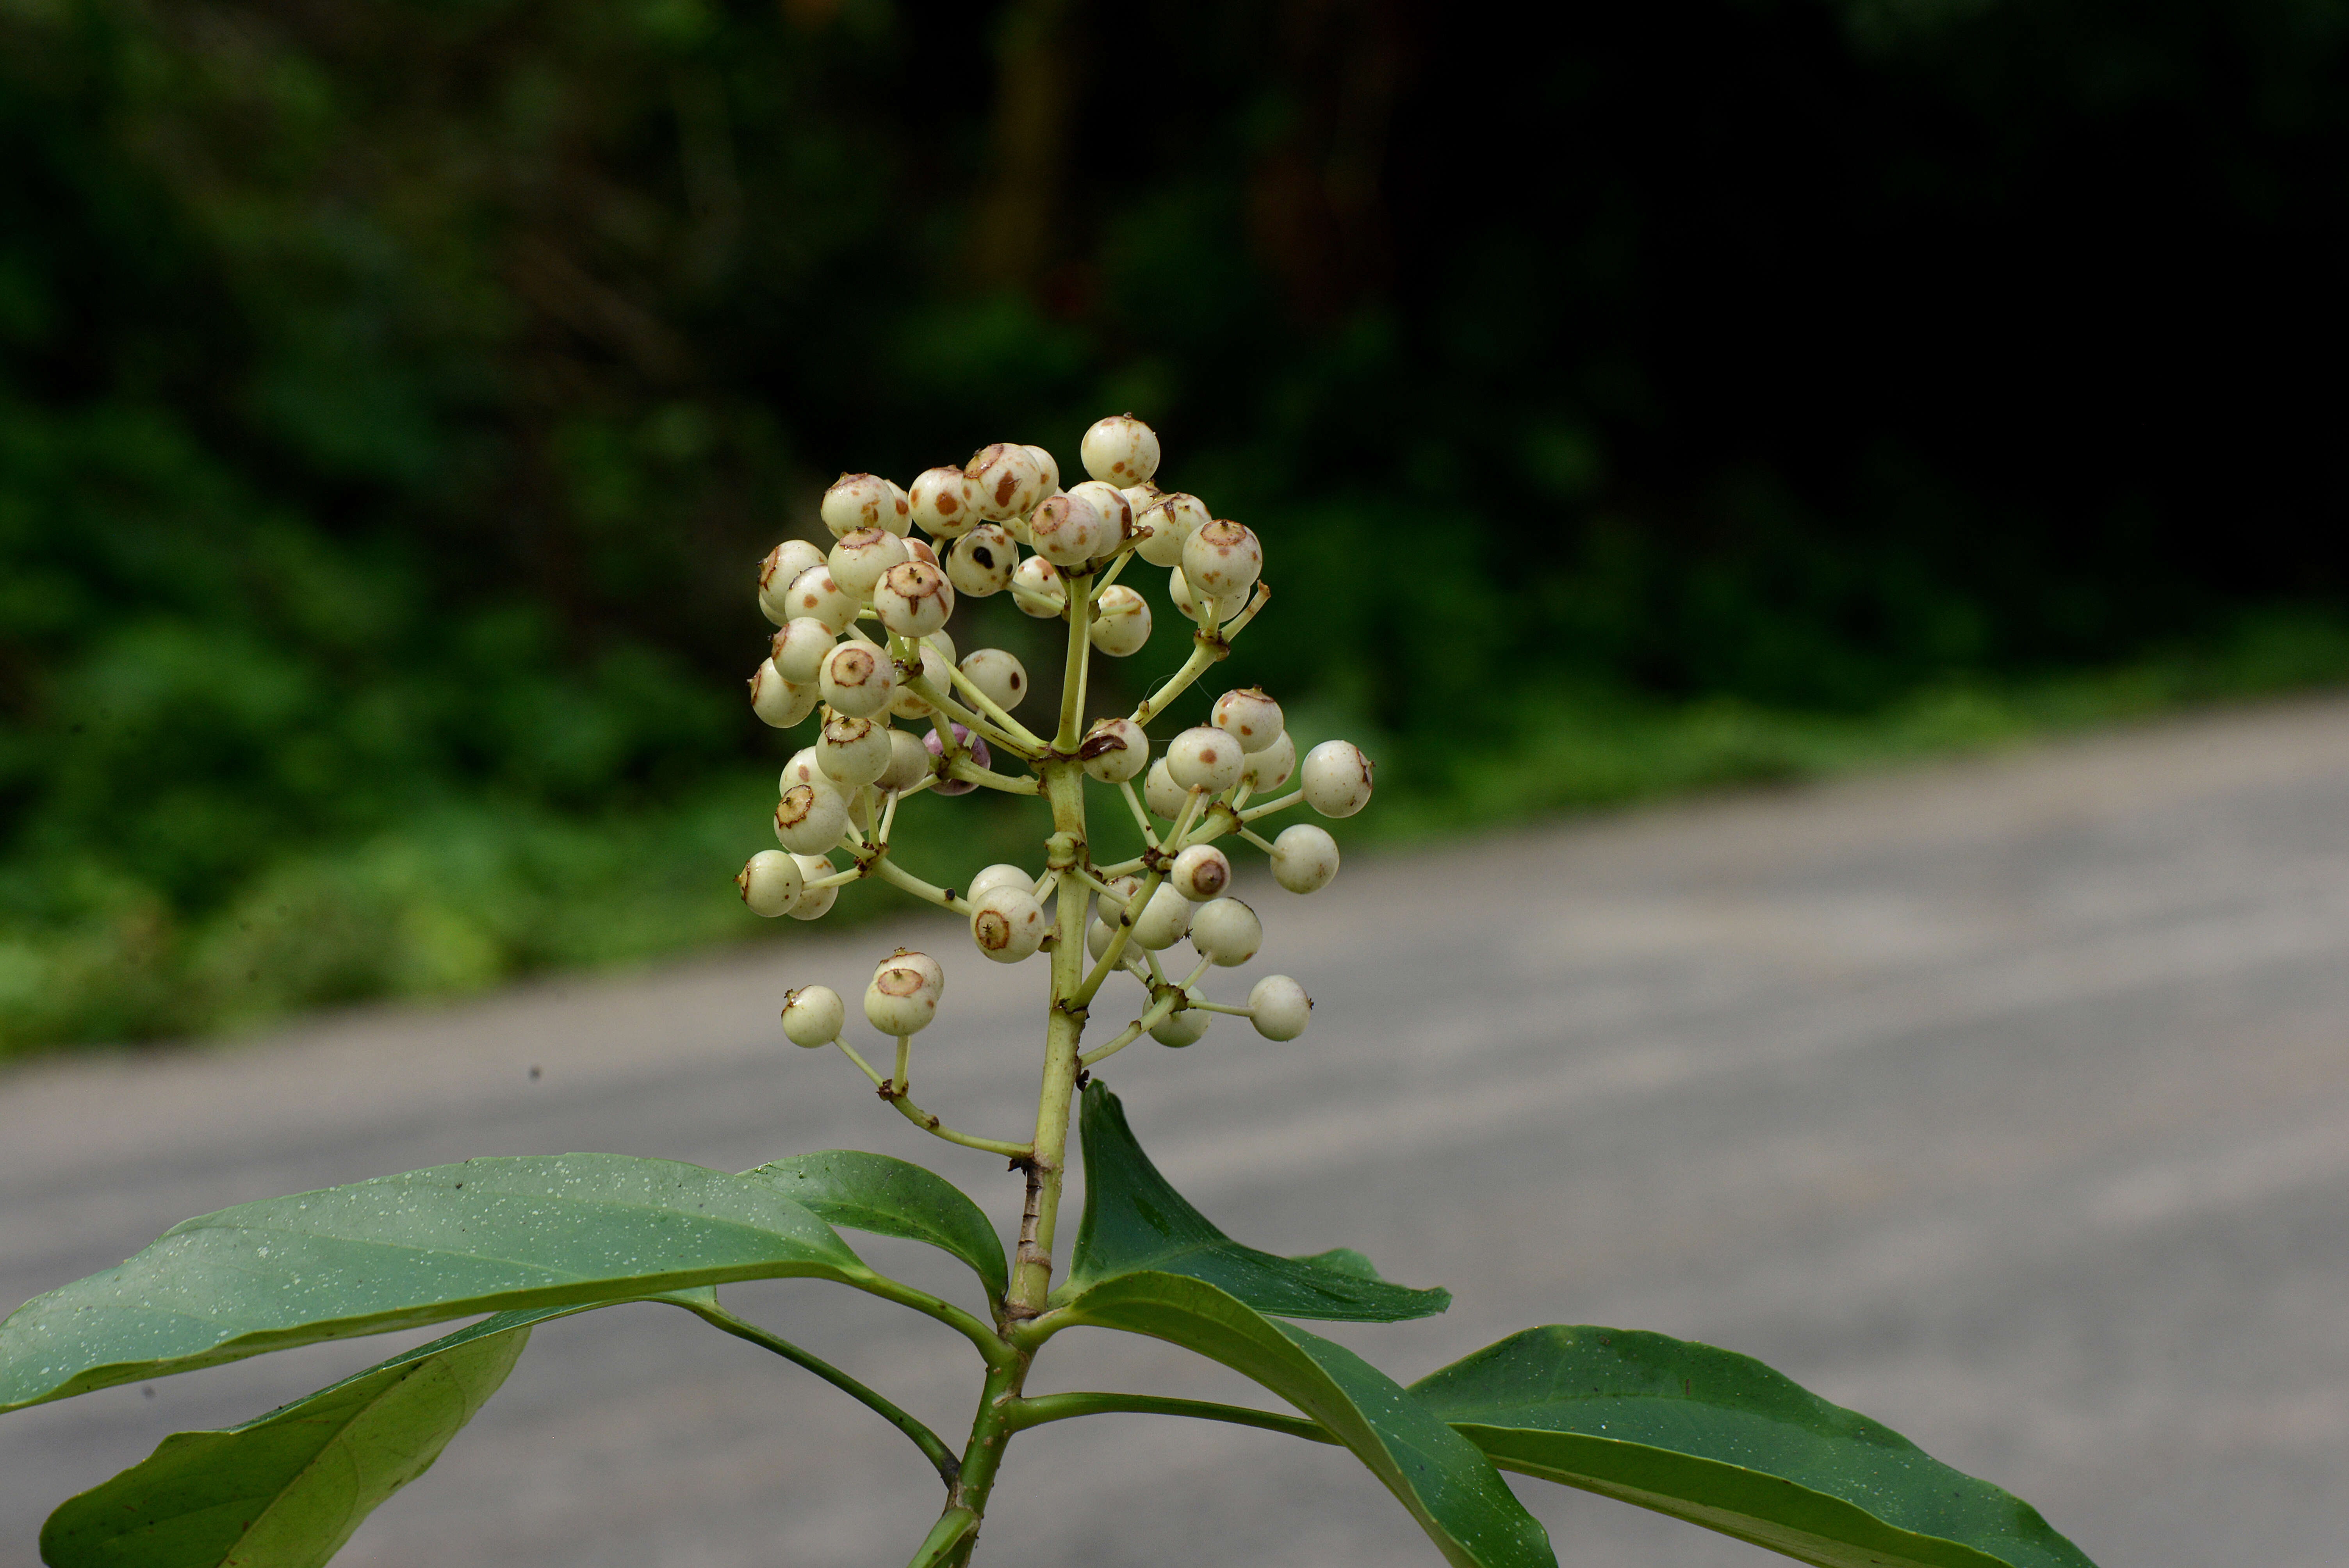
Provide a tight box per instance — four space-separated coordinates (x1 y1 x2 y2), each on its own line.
1248 975 1312 1041
970 887 1047 964
1129 883 1193 950
1269 823 1339 893
759 539 828 625
1143 757 1188 820
876 947 945 1000
882 480 914 536
1182 519 1262 603
750 659 818 728
1022 444 1061 498
782 984 844 1047
1211 687 1284 752
946 525 1018 597
736 850 804 917
1150 1007 1209 1048
1189 897 1262 966
775 783 848 854
924 722 993 795
909 465 975 538
1011 554 1067 618
821 474 898 540
966 863 1036 905
779 747 831 794
1301 740 1374 818
1166 725 1243 794
1066 479 1134 547
818 712 892 788
771 617 838 685
785 565 860 634
1080 415 1161 485
1089 585 1152 656
1027 491 1111 568
788 854 839 920
864 966 937 1036
879 726 932 793
1134 492 1208 568
1085 916 1117 959
964 442 1048 521
828 526 909 600
873 560 954 638
1242 730 1297 791
1168 843 1232 902
1082 717 1148 783
820 640 896 718
904 535 939 570
961 648 1028 712
1167 565 1238 626
889 640 952 722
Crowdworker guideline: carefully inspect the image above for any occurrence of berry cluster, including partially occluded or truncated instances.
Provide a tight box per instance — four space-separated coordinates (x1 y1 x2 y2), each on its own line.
734 416 1371 1149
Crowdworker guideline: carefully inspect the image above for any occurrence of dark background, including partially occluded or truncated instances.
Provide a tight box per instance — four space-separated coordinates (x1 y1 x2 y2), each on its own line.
4 0 2345 1050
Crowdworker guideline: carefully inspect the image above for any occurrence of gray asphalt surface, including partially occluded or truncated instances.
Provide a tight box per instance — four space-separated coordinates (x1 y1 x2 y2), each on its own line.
4 700 2347 1568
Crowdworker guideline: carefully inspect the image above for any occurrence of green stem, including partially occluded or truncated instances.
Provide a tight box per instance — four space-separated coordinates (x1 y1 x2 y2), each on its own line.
906 1507 978 1568
681 1299 962 1486
1006 1391 1334 1446
848 1272 1019 1372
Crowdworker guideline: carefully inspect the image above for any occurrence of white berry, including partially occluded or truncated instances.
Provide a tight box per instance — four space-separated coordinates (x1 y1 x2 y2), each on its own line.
889 641 952 722
784 565 860 634
1150 1008 1209 1048
1270 823 1339 893
771 618 838 684
970 887 1047 964
966 863 1036 905
864 966 938 1035
1082 717 1148 783
1143 757 1188 820
1182 519 1262 603
1211 688 1283 752
1167 565 1236 626
782 985 845 1047
1089 585 1152 656
1129 883 1193 950
818 712 892 788
1166 726 1244 794
1189 898 1262 966
1134 492 1207 568
828 526 909 600
873 560 954 638
774 783 848 854
821 473 898 539
1022 444 1061 497
1027 492 1110 568
909 465 976 538
1301 740 1374 818
759 539 827 625
1080 414 1161 485
1248 975 1312 1041
820 640 896 718
946 525 1018 597
879 727 932 793
1011 554 1067 618
736 850 804 917
788 855 839 920
961 648 1029 712
876 947 944 1000
1168 844 1232 902
750 660 818 728
964 442 1048 520
1242 731 1297 791
1066 479 1134 548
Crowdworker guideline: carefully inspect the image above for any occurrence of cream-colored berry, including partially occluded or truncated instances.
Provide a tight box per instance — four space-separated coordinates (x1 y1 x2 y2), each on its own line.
1248 975 1312 1040
818 712 892 788
964 442 1048 520
864 966 937 1035
966 863 1037 905
1089 585 1152 656
782 984 845 1047
1270 823 1339 893
889 641 952 722
775 783 849 854
1169 843 1232 902
1022 444 1061 497
788 855 839 920
1067 479 1134 547
1242 730 1297 791
873 560 954 638
759 539 827 625
785 565 860 634
1166 725 1244 794
821 473 898 540
946 525 1018 597
1081 717 1148 783
1129 883 1193 950
1301 740 1374 818
961 648 1028 712
1011 554 1067 618
882 480 913 536
1150 1007 1209 1047
1094 874 1144 923
970 887 1047 964
1167 565 1239 626
1134 492 1208 568
1182 519 1263 602
879 727 932 793
1211 688 1284 752
1086 916 1117 959
904 535 939 569
1144 757 1188 820
1080 414 1161 484
1027 491 1111 568
1189 897 1262 966
877 947 944 1000
736 850 804 917
828 526 908 600
771 618 838 684
820 640 896 718
909 465 975 538
750 660 818 728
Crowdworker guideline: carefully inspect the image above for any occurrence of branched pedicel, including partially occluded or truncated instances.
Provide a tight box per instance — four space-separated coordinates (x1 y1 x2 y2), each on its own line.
734 416 1365 1319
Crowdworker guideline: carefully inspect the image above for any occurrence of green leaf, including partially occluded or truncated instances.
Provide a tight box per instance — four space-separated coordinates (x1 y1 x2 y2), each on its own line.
1409 1327 2098 1568
0 1155 870 1413
1060 1083 1449 1322
1054 1270 1554 1568
745 1151 1008 1302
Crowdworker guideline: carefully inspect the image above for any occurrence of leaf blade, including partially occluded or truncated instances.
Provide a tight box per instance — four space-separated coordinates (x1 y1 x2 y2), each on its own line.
1410 1326 2098 1568
745 1151 1009 1302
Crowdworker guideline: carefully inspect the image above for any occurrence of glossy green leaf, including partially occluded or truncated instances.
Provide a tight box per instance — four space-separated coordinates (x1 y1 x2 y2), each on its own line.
1409 1327 2098 1568
746 1151 1008 1301
1060 1083 1449 1322
0 1155 870 1413
1055 1270 1554 1568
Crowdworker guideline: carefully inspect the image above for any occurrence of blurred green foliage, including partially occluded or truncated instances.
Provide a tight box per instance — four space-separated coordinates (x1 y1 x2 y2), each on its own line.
2 0 2345 1053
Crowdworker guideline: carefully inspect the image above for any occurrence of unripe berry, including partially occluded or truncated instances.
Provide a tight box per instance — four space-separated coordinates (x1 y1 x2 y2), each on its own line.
1134 492 1208 568
1301 740 1374 818
788 854 839 920
1167 565 1239 626
1081 717 1148 783
1144 757 1188 820
970 886 1047 964
1129 883 1193 950
964 443 1048 520
759 539 827 625
818 712 892 788
910 466 976 538
772 618 838 685
874 560 954 638
1089 585 1152 656
889 640 952 722
1167 725 1244 794
877 947 945 1000
1150 1007 1209 1048
784 565 860 634
1189 897 1262 966
946 525 1018 597
1086 917 1125 960
924 722 992 795
1011 554 1067 618
1242 730 1297 791
1081 414 1161 485
880 727 932 793
750 660 819 728
922 627 957 667
821 474 898 540
961 648 1029 712
1168 843 1232 902
775 783 849 854
829 526 909 600
966 863 1036 905
864 966 937 1036
1095 874 1144 922
1182 519 1263 603
1023 444 1061 497
1211 687 1283 752
820 640 896 718
1066 479 1134 547
782 985 845 1047
1248 975 1312 1041
882 480 913 536
1027 492 1110 568
1270 822 1339 893
779 747 837 795
736 849 804 917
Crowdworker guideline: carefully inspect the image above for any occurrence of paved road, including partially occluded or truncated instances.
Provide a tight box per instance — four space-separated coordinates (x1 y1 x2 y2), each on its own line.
3 700 2347 1568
